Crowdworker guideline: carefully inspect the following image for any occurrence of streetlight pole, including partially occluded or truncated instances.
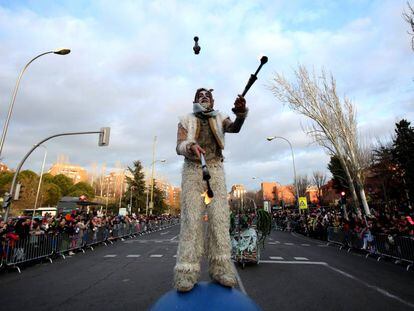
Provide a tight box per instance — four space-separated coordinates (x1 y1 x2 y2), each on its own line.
149 136 157 215
3 128 110 221
267 136 299 208
129 185 136 215
31 145 47 230
146 157 166 216
105 178 110 215
0 48 71 159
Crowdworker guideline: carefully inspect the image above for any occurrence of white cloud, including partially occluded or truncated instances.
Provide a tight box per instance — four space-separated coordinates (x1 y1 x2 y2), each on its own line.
0 0 412 192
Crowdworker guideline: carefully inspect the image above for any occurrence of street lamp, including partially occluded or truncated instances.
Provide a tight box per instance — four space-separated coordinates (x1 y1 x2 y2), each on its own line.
31 145 47 230
3 127 109 221
266 136 299 208
147 158 166 216
129 185 136 215
0 48 71 159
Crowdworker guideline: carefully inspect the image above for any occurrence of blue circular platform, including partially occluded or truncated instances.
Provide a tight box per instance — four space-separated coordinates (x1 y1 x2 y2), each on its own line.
149 282 262 311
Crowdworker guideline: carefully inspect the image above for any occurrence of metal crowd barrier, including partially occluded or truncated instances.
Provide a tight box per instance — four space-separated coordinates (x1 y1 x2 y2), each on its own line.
1 218 179 273
327 227 414 271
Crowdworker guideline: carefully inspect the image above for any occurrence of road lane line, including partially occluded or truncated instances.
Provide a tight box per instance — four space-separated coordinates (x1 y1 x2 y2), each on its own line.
104 255 117 258
170 235 178 241
261 261 327 265
269 256 284 260
126 255 141 258
232 262 247 295
326 265 414 309
268 242 277 245
301 244 310 246
284 242 294 245
294 257 309 261
160 231 170 235
173 255 177 258
150 254 163 258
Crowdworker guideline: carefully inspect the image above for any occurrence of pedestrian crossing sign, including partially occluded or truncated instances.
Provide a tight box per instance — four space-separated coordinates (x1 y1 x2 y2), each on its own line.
299 197 308 209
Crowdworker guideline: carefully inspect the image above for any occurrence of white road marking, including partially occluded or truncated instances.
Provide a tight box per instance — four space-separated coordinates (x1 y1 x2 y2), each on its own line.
155 240 163 243
301 244 310 246
275 241 280 244
232 262 247 295
262 259 414 308
269 256 284 260
104 255 117 258
317 245 328 247
126 255 141 258
261 260 327 265
173 255 177 258
268 242 277 245
160 231 170 235
170 235 179 241
326 265 414 309
284 242 294 245
150 254 163 258
294 257 309 261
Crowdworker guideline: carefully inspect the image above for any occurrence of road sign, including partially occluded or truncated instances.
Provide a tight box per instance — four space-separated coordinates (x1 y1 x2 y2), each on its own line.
299 197 308 210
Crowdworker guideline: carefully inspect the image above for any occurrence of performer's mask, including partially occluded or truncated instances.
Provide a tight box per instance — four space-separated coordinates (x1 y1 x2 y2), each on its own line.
194 88 214 109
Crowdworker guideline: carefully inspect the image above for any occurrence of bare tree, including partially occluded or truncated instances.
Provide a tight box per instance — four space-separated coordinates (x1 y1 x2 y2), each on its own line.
270 66 371 216
294 174 310 197
312 171 326 202
403 2 414 51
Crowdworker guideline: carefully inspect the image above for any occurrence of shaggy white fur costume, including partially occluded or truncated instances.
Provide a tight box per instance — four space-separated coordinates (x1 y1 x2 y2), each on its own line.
174 102 247 291
174 160 235 290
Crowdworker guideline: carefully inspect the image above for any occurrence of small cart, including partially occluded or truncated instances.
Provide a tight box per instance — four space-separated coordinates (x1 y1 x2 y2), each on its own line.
231 226 260 268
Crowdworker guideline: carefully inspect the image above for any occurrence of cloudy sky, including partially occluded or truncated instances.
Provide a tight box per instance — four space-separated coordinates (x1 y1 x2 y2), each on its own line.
0 0 413 191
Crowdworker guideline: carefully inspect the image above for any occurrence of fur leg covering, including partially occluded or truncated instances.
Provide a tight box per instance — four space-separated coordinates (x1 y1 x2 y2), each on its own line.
174 161 205 291
206 163 237 287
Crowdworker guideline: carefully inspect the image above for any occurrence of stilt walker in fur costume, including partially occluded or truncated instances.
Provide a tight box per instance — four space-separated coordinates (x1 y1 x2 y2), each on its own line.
174 88 248 292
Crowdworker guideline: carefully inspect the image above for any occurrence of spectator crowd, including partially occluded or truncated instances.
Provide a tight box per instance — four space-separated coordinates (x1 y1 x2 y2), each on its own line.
0 210 179 259
272 207 414 241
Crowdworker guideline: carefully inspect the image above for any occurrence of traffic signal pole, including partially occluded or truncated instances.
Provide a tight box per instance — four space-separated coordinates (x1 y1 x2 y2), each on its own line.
3 129 110 221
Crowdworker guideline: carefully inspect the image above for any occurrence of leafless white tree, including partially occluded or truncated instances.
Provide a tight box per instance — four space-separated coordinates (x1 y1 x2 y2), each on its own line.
270 66 371 216
403 2 414 51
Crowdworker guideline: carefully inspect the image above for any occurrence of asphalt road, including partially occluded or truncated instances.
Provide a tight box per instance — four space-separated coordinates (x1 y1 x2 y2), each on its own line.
0 224 413 311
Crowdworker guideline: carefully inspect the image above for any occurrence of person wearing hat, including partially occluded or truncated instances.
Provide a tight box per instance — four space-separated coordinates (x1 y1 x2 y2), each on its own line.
174 88 248 292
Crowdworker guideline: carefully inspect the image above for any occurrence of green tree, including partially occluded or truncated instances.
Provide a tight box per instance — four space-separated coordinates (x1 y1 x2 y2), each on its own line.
152 183 168 215
122 160 147 214
67 182 95 198
41 183 62 206
392 119 414 207
52 174 74 196
370 143 403 204
0 171 14 195
327 155 350 192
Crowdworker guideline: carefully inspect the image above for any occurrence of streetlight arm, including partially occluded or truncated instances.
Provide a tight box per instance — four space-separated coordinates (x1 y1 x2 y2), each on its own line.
0 51 56 158
3 130 103 221
0 49 72 158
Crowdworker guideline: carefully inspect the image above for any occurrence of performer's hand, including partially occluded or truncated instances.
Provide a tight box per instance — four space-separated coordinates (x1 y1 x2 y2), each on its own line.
190 144 205 159
232 95 247 114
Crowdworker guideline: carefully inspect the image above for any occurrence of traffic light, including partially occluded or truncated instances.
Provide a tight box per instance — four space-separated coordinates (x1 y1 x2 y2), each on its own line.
340 191 346 205
2 193 12 210
98 127 110 146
